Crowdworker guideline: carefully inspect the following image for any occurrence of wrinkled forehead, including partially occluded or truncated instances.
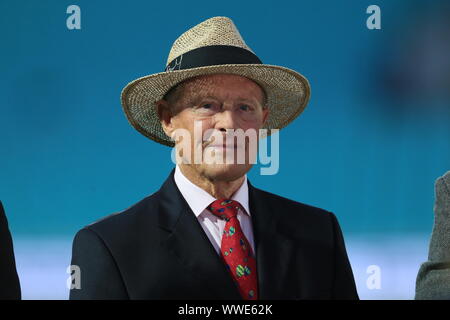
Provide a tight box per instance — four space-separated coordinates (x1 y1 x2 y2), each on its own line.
180 74 266 104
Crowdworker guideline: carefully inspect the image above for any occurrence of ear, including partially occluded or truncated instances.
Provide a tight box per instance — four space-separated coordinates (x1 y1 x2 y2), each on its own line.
155 99 176 138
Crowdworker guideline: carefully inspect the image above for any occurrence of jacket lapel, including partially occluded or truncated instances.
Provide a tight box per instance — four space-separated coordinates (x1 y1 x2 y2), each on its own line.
157 169 242 300
156 169 299 300
248 181 299 299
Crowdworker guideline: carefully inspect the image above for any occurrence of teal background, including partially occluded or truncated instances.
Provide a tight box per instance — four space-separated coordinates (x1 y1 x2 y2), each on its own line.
1 0 449 299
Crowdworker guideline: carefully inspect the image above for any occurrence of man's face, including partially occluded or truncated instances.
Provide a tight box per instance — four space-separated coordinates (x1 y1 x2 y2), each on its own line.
158 73 269 182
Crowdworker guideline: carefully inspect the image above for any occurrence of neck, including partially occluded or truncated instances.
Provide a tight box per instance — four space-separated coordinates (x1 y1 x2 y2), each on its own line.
178 164 245 199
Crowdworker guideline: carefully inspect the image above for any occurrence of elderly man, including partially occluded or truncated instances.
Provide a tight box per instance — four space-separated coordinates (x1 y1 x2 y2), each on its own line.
69 16 358 300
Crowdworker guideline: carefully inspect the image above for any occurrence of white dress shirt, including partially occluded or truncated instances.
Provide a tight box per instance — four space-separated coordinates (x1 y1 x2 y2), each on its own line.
173 165 255 255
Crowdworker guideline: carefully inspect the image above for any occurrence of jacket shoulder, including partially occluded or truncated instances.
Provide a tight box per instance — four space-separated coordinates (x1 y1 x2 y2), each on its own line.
253 186 333 219
251 185 338 243
81 191 160 237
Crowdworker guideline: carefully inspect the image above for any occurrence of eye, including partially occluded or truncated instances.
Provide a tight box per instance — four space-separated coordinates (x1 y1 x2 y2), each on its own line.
194 100 220 114
239 104 251 111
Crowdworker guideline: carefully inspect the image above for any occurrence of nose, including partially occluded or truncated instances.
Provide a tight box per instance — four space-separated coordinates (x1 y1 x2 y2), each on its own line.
214 109 236 133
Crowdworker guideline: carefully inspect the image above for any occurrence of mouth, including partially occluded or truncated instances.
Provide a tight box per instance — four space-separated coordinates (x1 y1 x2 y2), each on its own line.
205 144 238 149
203 139 246 149
202 136 246 150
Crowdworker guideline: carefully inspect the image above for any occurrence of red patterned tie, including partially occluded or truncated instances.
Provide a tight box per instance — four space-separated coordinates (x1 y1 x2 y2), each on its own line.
208 199 258 300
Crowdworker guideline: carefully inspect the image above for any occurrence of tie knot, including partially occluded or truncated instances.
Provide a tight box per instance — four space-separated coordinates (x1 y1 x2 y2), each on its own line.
208 199 242 220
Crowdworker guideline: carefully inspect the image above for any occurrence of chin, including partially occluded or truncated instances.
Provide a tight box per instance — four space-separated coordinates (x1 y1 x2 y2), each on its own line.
200 163 252 182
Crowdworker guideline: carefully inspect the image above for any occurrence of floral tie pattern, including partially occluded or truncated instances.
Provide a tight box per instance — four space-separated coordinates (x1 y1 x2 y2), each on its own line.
208 199 258 300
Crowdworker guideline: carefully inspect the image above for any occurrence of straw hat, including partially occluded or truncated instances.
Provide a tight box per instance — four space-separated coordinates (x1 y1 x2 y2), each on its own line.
121 16 311 147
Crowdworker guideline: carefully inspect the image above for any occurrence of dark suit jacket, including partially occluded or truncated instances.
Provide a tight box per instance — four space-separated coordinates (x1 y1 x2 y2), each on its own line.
70 169 358 300
0 201 21 300
415 171 450 299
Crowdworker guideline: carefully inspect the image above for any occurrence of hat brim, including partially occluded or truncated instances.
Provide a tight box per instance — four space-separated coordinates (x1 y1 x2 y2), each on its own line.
120 64 311 147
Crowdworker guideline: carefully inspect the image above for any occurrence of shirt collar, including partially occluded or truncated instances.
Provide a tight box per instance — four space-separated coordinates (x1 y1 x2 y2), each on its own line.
173 165 250 218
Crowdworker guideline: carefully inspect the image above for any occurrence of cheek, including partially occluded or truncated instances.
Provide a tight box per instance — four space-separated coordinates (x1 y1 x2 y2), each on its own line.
257 111 269 129
173 113 195 131
198 119 216 142
178 117 215 144
240 116 265 131
170 115 195 145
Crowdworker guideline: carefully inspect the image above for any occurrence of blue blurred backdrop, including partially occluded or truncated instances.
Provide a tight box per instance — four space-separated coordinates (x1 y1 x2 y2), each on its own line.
1 0 449 299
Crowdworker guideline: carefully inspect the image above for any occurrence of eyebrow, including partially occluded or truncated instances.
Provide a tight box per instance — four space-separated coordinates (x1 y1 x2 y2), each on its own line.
188 95 261 105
